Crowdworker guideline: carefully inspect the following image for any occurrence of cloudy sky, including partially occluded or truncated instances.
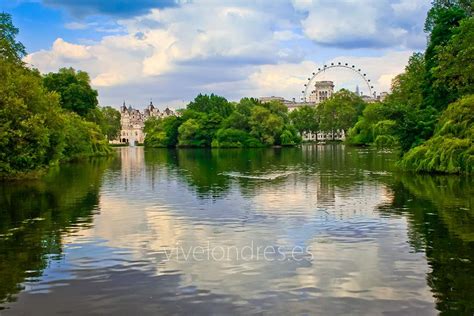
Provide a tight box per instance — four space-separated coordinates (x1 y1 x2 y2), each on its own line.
3 0 431 109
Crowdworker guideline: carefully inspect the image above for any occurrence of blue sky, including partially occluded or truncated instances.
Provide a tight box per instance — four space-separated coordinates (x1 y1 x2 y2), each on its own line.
1 0 431 109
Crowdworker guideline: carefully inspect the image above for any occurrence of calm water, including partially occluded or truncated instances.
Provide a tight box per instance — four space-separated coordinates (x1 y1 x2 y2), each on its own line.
0 145 473 315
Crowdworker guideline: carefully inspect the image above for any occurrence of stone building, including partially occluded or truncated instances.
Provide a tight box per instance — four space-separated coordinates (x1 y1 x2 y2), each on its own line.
260 80 345 142
308 81 334 104
116 101 176 145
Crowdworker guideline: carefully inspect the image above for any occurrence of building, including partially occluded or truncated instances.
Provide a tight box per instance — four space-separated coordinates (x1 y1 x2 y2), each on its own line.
261 81 344 142
308 81 334 104
377 92 389 102
115 101 176 145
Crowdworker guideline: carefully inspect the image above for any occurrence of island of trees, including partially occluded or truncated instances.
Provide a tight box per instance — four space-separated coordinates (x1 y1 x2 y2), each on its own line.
1 0 472 179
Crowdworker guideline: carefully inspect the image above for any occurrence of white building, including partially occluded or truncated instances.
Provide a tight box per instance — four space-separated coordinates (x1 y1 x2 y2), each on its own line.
308 81 334 104
116 101 176 145
260 80 346 142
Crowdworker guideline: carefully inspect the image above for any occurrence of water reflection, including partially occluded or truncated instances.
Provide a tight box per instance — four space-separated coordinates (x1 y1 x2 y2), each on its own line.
0 145 472 315
0 158 111 305
378 174 474 314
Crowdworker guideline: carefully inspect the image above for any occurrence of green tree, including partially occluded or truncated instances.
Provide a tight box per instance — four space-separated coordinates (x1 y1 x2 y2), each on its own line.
187 93 234 118
399 94 474 173
317 89 365 133
423 5 468 110
178 118 204 147
101 106 121 140
0 13 26 63
388 53 426 109
433 17 474 97
144 116 181 147
289 105 319 135
346 102 395 146
43 68 98 116
0 59 64 175
250 106 284 145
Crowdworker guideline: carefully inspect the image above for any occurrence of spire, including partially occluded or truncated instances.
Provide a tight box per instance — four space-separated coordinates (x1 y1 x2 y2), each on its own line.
148 98 154 110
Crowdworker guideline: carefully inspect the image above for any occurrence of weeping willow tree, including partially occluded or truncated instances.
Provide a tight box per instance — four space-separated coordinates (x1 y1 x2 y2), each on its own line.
399 95 474 174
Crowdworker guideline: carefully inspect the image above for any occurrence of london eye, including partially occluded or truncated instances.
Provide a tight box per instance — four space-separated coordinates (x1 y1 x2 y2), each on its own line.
301 62 375 102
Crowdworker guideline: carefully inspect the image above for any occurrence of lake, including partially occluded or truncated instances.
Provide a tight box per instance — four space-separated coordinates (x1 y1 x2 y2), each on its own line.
0 145 473 315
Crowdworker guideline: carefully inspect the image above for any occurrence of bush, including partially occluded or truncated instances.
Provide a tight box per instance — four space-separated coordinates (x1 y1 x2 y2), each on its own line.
399 95 474 174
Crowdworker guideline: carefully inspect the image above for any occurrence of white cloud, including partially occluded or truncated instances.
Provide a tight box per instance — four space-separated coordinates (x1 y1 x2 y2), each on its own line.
247 51 413 100
25 0 423 107
292 0 430 49
64 22 89 30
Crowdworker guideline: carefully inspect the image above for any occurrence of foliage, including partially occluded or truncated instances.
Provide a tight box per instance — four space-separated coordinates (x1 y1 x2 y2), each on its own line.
0 59 64 175
146 95 300 148
144 116 181 147
43 67 98 116
433 17 474 97
187 93 234 118
289 106 319 135
211 128 260 148
62 113 112 160
86 106 121 141
317 89 365 133
178 118 205 147
0 15 111 178
388 53 426 109
347 102 393 146
423 4 468 110
0 13 26 63
399 95 474 173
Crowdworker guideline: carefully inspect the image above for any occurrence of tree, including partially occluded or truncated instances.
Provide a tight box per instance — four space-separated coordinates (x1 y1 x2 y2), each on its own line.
144 116 181 147
382 53 438 151
249 106 284 145
434 17 474 97
101 106 121 141
423 5 467 110
317 89 365 133
388 53 426 109
178 119 204 147
0 13 26 63
399 95 474 174
346 102 395 146
43 67 98 116
0 59 63 175
187 93 234 118
289 106 319 135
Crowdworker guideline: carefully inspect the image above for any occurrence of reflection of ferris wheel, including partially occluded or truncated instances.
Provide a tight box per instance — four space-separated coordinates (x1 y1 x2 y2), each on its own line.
301 62 375 102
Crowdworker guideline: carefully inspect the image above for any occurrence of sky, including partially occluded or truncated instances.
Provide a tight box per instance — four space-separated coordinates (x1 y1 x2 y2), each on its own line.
1 0 431 110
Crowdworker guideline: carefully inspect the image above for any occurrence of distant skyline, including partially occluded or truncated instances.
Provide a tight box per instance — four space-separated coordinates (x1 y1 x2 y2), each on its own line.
2 0 431 109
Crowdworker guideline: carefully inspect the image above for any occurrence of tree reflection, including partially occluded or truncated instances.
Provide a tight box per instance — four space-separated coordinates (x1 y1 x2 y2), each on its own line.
378 173 474 314
0 158 111 306
144 144 397 198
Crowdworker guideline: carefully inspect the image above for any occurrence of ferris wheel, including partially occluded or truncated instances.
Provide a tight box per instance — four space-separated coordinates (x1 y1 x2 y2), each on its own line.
301 62 375 102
